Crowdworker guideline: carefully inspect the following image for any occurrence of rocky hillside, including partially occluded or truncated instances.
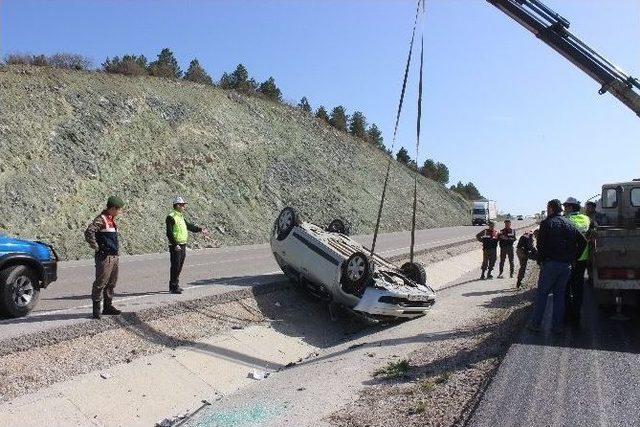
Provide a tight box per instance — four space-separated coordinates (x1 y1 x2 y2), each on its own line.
0 65 469 260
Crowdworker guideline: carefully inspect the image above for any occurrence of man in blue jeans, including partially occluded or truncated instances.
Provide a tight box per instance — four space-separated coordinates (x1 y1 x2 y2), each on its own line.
528 199 587 334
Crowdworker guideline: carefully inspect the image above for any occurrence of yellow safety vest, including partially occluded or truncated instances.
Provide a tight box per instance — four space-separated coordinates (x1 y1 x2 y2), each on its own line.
567 213 590 261
168 210 188 244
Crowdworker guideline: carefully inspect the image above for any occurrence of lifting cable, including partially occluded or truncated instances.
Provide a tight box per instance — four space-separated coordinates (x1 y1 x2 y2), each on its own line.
409 35 425 264
370 0 425 257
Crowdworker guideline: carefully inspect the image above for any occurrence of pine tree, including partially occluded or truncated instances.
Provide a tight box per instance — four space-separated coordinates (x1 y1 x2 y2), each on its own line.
329 106 348 131
315 106 330 122
148 48 182 79
367 123 384 149
258 76 282 101
349 111 367 139
232 64 253 92
396 147 411 164
421 159 438 180
298 97 312 113
435 162 450 185
102 54 148 76
219 72 233 89
183 58 213 85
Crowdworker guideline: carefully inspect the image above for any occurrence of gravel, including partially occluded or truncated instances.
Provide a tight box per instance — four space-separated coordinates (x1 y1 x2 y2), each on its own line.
328 267 539 427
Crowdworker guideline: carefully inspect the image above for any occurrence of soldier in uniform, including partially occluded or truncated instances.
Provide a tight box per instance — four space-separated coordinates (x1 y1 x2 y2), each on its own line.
476 220 499 280
85 196 124 319
498 219 517 278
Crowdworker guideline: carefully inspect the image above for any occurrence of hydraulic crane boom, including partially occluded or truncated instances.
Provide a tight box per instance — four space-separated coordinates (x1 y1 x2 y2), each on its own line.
487 0 640 117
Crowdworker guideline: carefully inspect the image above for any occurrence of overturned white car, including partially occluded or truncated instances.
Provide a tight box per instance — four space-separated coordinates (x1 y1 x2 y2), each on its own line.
270 207 436 319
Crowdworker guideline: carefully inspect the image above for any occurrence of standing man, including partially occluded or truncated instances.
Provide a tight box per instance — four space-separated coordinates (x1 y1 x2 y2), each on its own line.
585 201 598 284
498 219 517 278
563 197 591 322
515 230 537 288
166 196 209 294
85 196 124 319
476 221 499 280
528 199 586 334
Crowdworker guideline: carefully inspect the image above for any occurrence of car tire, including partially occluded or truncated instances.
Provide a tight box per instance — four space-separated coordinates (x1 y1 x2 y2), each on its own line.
341 252 372 297
276 207 299 241
400 262 427 286
0 265 41 318
326 219 348 235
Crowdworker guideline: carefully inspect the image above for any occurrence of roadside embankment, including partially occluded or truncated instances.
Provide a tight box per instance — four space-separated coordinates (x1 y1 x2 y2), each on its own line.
0 65 469 260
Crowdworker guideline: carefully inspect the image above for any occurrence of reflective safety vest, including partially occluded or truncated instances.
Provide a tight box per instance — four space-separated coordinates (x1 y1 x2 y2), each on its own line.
168 210 189 245
567 213 590 261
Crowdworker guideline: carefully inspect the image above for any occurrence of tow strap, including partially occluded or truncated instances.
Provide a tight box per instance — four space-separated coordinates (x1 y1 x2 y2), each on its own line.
371 0 425 262
370 0 425 256
410 35 425 263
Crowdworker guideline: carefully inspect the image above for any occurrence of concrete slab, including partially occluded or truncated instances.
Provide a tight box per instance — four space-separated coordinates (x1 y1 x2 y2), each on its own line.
64 353 215 427
0 395 93 427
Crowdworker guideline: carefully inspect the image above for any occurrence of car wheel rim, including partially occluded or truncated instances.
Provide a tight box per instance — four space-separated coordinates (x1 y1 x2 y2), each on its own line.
279 210 293 232
347 256 366 281
13 276 34 308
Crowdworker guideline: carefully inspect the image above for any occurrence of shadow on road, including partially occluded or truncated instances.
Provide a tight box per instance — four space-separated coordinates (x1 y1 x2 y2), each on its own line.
0 311 91 324
44 290 169 302
187 274 280 288
517 284 640 354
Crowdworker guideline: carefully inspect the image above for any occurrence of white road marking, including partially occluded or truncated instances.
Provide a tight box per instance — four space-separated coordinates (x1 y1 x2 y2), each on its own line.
7 270 283 319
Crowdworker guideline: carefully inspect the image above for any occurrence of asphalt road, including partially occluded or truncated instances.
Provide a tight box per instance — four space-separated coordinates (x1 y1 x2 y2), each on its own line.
0 222 533 338
470 283 640 427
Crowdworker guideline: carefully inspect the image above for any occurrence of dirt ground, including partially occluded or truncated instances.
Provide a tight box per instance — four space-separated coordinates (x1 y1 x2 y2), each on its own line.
329 269 538 427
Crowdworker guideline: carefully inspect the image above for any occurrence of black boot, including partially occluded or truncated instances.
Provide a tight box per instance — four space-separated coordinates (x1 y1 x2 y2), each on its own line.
170 286 183 294
487 271 494 279
102 299 122 315
92 301 102 319
480 271 486 280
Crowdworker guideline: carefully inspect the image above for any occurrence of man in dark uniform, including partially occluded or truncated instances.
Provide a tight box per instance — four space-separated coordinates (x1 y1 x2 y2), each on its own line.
85 196 124 319
498 219 517 278
516 230 537 288
476 220 499 280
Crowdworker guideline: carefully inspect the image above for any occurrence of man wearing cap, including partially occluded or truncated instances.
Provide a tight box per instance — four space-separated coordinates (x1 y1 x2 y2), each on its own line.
498 219 517 279
166 196 209 294
563 197 591 322
476 220 499 280
85 196 125 319
528 199 586 334
515 230 537 288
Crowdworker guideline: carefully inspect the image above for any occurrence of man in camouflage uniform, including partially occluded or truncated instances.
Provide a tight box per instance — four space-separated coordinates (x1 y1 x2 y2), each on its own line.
85 196 124 319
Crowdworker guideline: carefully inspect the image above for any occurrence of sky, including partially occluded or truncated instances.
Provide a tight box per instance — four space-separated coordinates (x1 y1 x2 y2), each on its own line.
1 0 638 215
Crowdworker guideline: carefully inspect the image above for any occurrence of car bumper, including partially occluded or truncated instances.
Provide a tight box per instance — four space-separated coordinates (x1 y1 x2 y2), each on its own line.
41 261 58 286
353 287 436 318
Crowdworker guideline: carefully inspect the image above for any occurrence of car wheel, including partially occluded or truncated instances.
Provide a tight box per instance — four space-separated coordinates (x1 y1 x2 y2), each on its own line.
326 219 348 235
0 265 41 318
341 252 372 296
400 262 427 286
276 207 299 241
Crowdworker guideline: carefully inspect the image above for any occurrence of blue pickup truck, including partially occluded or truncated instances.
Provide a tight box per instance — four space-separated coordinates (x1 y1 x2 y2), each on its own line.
0 235 58 317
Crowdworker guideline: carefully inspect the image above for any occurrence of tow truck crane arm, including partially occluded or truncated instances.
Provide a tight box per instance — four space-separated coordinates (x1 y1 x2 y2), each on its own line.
487 0 640 117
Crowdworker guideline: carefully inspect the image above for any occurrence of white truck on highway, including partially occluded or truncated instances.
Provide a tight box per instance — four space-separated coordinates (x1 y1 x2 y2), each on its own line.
472 200 497 226
592 180 640 309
